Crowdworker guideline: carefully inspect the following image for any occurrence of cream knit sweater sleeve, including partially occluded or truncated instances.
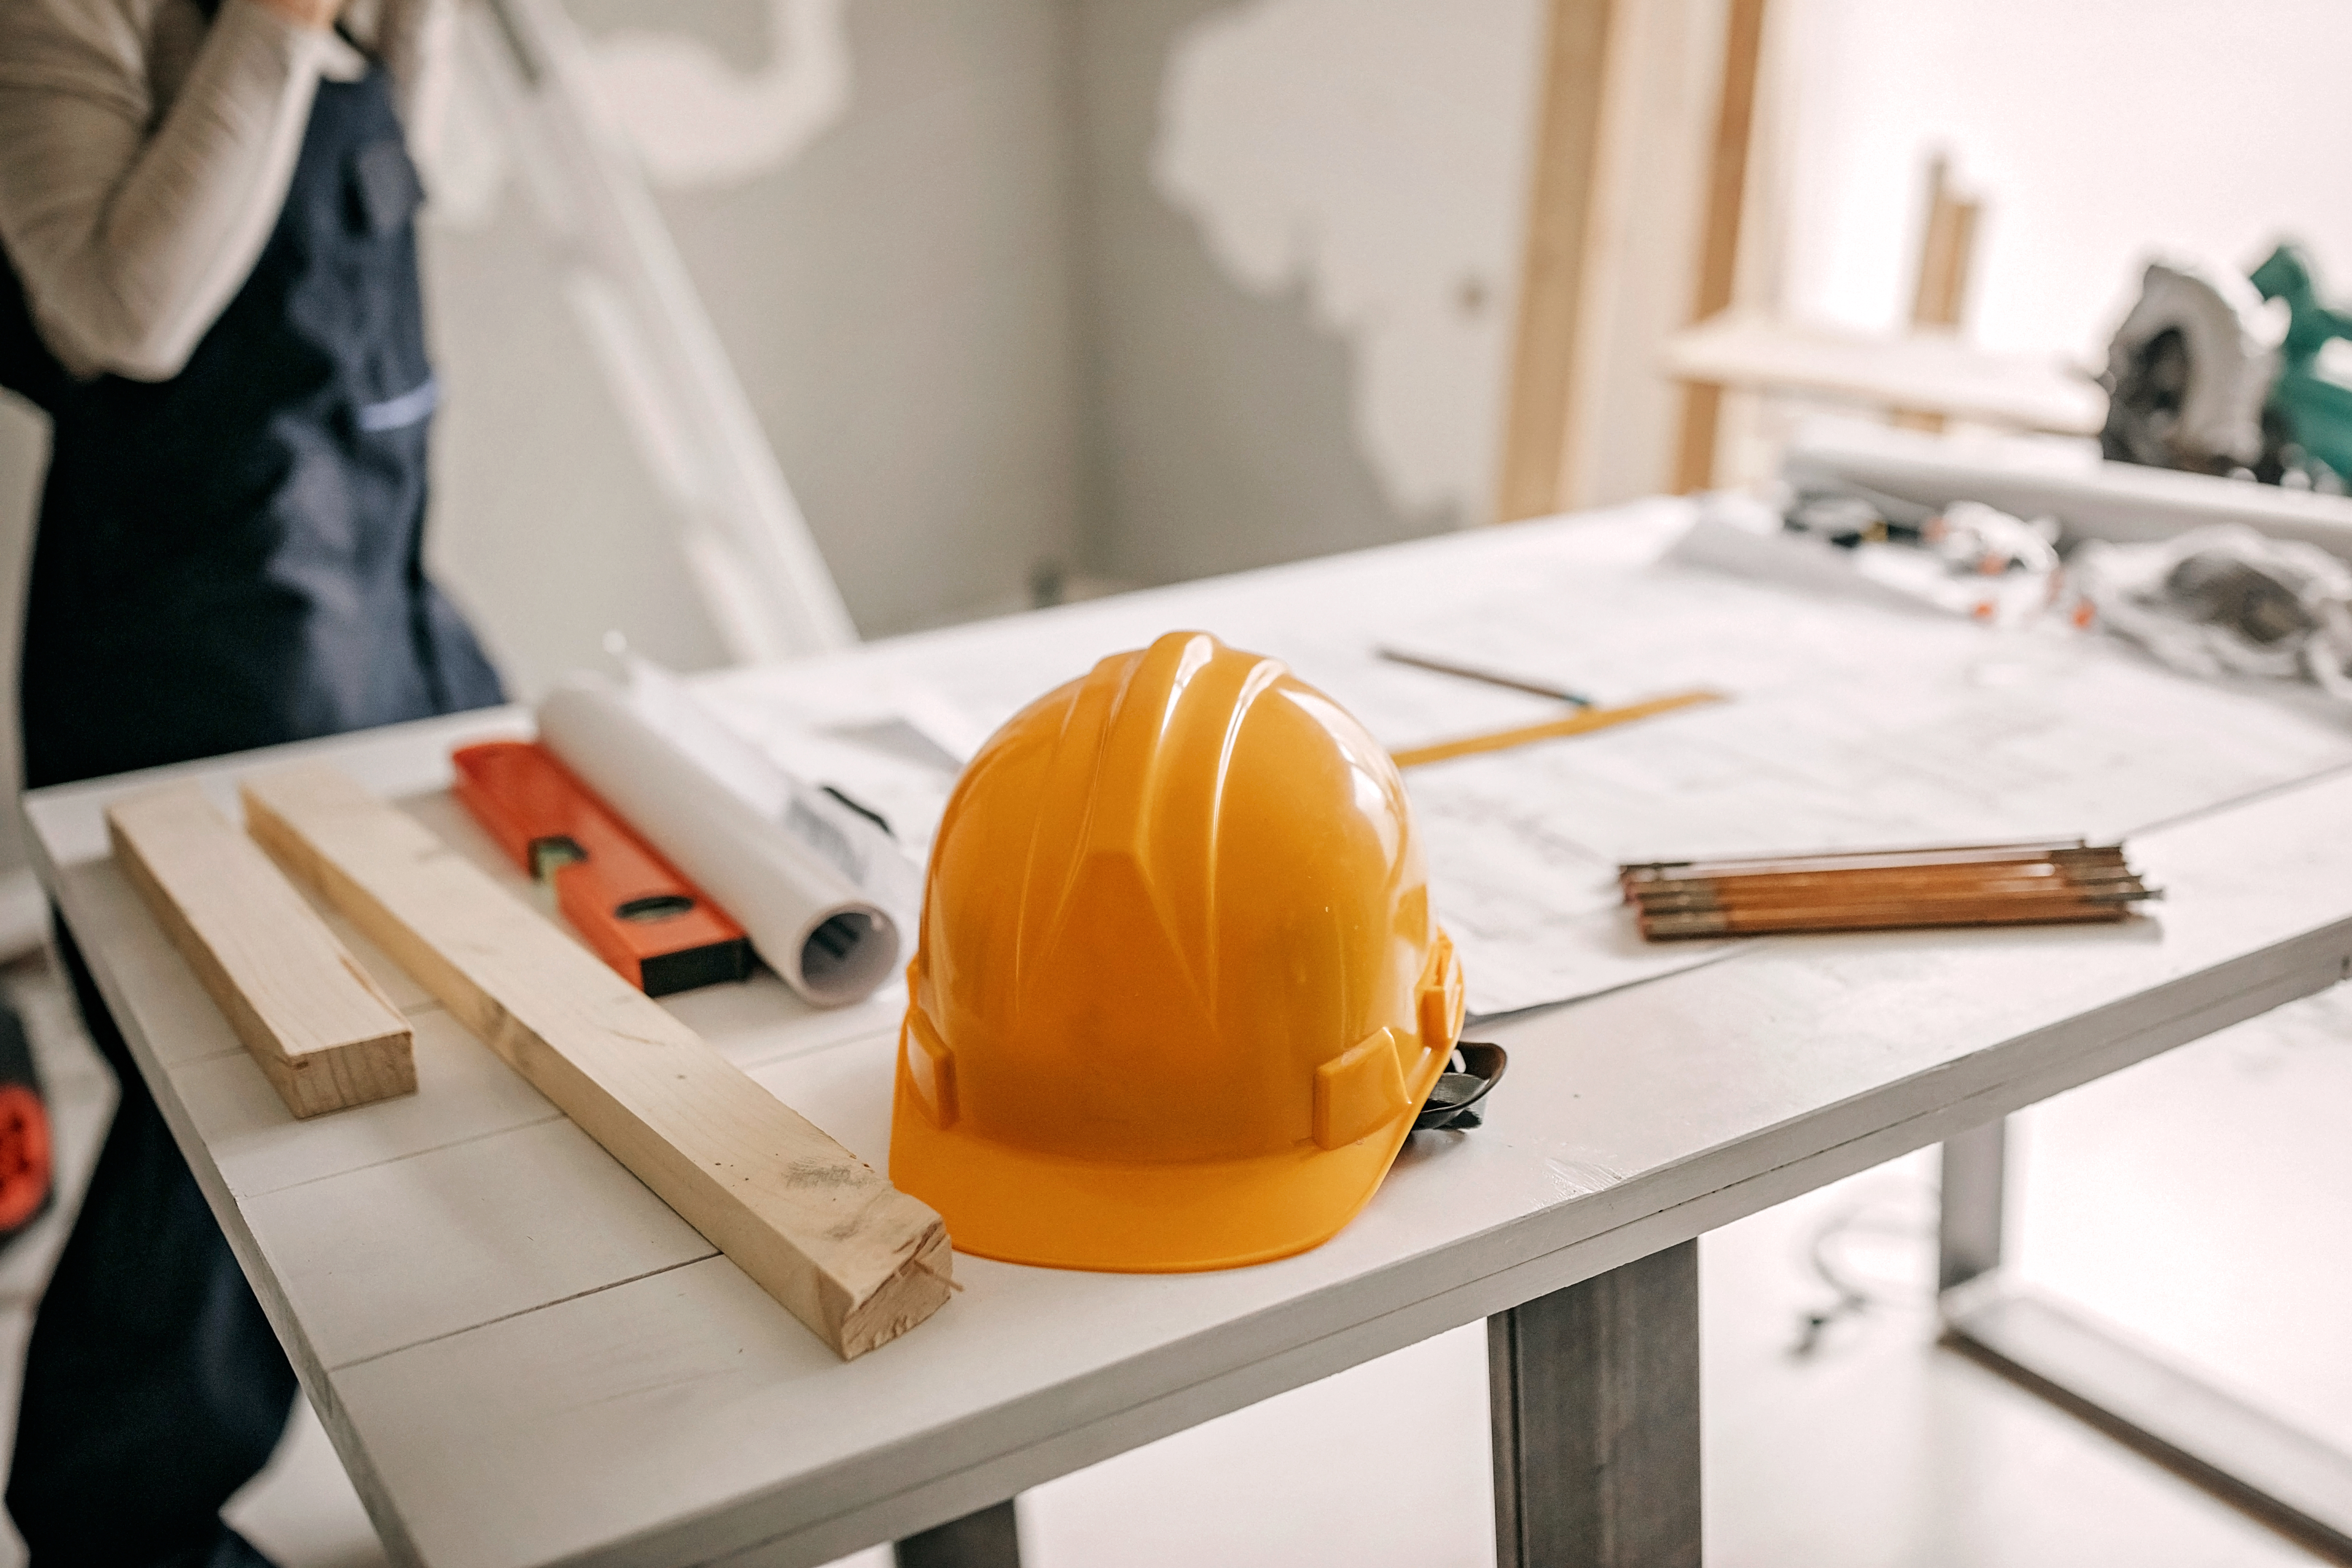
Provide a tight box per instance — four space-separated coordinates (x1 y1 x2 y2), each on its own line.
0 0 448 384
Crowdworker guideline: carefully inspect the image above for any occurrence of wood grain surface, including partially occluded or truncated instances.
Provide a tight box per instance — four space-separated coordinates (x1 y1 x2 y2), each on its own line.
241 762 951 1361
108 783 413 1118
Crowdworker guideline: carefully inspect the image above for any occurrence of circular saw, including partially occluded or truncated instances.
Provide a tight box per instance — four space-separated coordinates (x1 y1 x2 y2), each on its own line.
2103 243 2352 490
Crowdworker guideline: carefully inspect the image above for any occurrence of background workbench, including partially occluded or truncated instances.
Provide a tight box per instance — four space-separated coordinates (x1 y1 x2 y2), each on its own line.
24 502 2352 1568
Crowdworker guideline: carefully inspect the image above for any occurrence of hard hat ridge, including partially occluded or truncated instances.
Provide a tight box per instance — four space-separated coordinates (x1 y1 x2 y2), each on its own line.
1012 629 1279 1010
893 630 1468 1272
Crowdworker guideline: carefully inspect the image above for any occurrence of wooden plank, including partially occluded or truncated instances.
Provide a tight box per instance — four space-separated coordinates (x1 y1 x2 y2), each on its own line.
1908 157 1977 330
1497 0 1615 522
1489 1239 1701 1568
1661 313 2105 434
1894 153 1982 432
240 762 951 1361
108 784 414 1119
1670 0 1768 493
1944 1285 2352 1560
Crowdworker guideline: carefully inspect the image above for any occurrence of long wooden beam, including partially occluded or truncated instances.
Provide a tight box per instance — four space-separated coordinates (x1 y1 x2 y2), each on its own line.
1497 0 1616 522
242 763 951 1360
1670 0 1769 493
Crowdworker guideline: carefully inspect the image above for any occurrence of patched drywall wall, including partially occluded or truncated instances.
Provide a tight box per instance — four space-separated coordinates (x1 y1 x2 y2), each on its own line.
1070 0 1545 587
1152 0 1546 529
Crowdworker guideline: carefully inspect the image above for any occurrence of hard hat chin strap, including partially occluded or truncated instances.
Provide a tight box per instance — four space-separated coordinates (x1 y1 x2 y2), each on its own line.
1412 1041 1507 1132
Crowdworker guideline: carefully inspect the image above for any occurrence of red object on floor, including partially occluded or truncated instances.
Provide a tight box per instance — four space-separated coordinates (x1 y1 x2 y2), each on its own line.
0 1081 49 1233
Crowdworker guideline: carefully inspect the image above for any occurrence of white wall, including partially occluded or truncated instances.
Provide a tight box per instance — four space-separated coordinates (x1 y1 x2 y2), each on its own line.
425 0 1091 694
1771 0 2352 362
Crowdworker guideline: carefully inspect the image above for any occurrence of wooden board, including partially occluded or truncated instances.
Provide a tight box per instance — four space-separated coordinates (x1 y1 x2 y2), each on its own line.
239 763 951 1361
108 784 414 1119
1497 0 1615 522
1894 153 1983 433
1662 314 2105 435
1670 0 1767 493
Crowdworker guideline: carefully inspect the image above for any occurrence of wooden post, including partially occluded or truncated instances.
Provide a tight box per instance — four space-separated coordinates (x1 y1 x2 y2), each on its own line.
1670 0 1769 494
1497 0 1615 522
1894 154 1982 432
1489 1240 1701 1568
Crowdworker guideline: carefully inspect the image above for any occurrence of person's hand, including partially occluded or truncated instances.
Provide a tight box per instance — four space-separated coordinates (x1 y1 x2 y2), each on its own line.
247 0 347 31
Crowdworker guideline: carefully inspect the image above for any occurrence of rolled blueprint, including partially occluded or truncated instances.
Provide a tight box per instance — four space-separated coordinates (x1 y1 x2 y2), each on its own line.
536 675 916 1007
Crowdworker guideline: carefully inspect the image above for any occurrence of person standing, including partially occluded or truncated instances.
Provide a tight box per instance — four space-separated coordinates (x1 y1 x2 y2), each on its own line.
0 0 504 1558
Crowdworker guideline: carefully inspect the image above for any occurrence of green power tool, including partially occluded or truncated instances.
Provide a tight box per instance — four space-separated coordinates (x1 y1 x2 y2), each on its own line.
2102 242 2352 491
2249 243 2352 486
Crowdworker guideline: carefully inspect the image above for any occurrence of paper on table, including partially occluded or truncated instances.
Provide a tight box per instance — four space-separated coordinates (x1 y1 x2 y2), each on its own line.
1379 562 2352 859
687 530 2352 1018
537 670 923 1007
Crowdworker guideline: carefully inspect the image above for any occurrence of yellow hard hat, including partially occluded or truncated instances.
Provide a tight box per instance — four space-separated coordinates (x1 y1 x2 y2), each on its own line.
889 630 1472 1272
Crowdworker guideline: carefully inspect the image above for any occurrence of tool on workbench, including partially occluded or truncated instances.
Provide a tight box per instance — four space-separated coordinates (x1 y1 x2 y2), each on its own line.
452 741 752 997
536 666 919 1008
245 764 952 1360
2103 243 2352 489
1373 645 1721 767
1620 839 2159 939
891 631 1505 1273
1390 689 1725 769
1376 646 1594 707
2067 525 2352 700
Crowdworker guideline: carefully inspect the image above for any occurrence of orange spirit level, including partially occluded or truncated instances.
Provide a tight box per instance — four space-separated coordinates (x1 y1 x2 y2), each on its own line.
451 740 753 996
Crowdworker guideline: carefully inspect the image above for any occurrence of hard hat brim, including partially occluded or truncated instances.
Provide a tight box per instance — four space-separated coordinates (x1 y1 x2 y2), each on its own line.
890 1076 1418 1274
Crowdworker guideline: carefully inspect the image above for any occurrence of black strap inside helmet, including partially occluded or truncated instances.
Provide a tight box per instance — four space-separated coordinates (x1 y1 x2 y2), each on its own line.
1413 1041 1507 1131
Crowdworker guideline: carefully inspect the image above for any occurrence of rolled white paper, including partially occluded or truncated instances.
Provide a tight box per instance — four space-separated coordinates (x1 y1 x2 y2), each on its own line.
536 676 910 1007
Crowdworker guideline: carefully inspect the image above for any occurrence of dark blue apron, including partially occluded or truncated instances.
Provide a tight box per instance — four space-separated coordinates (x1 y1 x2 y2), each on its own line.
18 39 503 790
8 38 507 1566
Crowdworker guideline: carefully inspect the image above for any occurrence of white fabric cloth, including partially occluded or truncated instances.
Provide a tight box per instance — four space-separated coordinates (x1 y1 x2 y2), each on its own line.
0 0 450 382
2072 525 2352 701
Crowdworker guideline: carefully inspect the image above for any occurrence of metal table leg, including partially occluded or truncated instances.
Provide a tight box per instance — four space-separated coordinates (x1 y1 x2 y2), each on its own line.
1489 1239 1702 1568
1936 1119 2352 1561
894 1499 1021 1568
1937 1115 2005 1290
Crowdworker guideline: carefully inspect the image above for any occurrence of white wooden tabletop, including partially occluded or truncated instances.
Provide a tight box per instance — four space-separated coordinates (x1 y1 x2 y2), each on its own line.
24 503 2352 1568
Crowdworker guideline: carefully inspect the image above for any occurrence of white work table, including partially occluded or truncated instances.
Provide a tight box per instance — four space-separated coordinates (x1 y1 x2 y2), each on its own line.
24 502 2352 1568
